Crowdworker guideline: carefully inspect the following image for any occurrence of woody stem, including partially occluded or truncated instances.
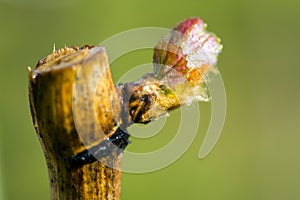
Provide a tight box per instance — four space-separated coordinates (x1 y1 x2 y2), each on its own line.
29 46 126 200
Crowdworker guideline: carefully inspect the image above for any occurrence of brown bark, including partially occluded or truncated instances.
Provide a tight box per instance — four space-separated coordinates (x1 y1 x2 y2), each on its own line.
29 46 124 200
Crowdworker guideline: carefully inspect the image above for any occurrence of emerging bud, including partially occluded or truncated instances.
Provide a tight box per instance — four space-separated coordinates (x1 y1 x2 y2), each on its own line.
153 17 223 104
122 17 223 124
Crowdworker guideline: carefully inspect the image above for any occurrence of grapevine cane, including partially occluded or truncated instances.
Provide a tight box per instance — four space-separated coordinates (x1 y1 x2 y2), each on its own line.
28 17 222 199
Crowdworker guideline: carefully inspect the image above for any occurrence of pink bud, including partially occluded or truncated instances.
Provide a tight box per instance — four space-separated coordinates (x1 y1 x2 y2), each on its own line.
153 17 222 103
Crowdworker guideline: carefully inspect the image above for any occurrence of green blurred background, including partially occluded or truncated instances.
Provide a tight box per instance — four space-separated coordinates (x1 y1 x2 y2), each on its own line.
0 0 300 199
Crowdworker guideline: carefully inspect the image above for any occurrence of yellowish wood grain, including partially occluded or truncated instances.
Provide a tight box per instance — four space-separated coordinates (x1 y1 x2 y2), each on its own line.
29 46 122 200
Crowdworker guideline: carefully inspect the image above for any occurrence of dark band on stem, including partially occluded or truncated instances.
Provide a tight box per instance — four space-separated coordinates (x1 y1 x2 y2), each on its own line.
70 127 130 167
